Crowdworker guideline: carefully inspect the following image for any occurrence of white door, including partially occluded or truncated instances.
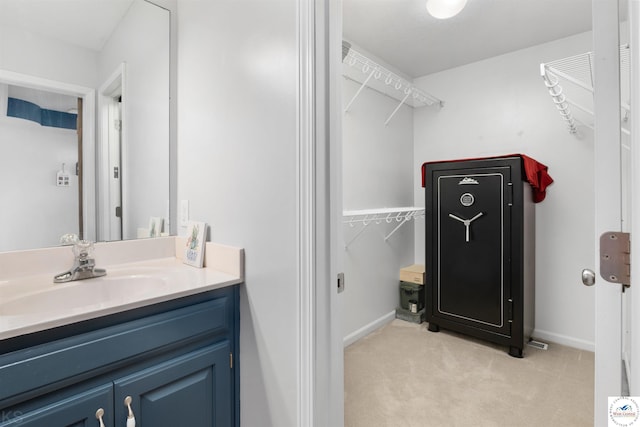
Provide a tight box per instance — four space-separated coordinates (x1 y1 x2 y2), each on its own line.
108 99 122 240
592 0 633 425
630 0 640 402
98 64 125 242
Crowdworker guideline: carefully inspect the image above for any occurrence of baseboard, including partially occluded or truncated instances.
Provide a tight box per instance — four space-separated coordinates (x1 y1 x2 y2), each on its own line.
532 328 595 352
343 311 396 348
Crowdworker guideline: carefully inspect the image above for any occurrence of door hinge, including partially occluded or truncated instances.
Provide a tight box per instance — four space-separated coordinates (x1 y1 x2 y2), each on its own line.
600 231 630 288
230 352 233 369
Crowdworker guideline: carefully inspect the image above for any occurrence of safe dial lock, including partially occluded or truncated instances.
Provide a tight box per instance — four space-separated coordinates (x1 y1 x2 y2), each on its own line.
460 193 475 207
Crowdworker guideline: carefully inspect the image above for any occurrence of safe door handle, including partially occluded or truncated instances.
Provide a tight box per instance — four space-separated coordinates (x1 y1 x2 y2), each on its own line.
448 212 484 242
124 396 136 427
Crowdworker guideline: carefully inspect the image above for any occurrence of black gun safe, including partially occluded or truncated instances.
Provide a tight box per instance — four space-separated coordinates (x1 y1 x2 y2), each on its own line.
423 156 535 357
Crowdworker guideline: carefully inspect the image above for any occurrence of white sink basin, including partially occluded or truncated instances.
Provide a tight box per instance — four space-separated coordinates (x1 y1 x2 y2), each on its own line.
0 274 169 316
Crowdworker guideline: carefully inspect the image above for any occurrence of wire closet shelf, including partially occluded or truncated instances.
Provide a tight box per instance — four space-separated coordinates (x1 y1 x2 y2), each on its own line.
540 44 630 136
343 46 443 126
343 207 425 249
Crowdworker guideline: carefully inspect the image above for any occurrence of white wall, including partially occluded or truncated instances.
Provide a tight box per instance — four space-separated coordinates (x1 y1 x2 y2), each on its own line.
341 72 416 343
0 116 78 251
177 1 299 426
98 0 170 239
0 26 97 251
0 24 98 88
413 32 596 350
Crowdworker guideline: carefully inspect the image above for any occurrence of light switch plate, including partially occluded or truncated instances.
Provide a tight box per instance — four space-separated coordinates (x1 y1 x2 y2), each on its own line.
180 200 189 227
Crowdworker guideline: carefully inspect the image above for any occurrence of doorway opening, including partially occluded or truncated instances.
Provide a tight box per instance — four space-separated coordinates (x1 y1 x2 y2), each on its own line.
98 64 126 242
0 70 95 250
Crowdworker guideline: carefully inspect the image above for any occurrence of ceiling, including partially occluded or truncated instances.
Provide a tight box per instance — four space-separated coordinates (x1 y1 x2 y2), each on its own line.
0 0 135 51
343 0 596 78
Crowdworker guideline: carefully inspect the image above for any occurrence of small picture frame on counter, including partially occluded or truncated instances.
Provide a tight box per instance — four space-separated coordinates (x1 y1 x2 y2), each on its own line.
148 217 164 238
184 221 207 267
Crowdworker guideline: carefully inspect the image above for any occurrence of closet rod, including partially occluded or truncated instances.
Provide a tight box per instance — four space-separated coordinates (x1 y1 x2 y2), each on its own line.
343 207 425 249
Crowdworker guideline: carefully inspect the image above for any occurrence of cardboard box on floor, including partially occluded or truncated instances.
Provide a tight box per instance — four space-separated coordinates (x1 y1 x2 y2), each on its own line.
400 264 425 285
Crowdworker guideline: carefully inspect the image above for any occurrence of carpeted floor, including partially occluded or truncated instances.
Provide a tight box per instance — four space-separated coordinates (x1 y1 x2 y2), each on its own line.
345 319 594 427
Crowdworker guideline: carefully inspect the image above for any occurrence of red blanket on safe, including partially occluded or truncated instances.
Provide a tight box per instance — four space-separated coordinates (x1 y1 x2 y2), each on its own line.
421 154 554 203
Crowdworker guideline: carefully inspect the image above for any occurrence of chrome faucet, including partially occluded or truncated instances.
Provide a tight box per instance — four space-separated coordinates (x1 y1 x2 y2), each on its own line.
54 240 107 283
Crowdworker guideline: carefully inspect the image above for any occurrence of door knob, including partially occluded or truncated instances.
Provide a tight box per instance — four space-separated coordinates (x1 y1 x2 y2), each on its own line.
582 269 596 286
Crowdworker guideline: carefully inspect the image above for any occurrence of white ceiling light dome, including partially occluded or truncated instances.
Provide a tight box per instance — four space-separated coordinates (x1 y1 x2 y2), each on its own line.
426 0 468 19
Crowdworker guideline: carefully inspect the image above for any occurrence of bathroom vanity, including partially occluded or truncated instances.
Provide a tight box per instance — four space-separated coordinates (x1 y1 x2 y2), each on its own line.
0 237 243 426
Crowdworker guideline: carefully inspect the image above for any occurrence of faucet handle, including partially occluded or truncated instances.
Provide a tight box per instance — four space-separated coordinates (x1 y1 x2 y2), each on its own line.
59 233 79 246
73 240 95 259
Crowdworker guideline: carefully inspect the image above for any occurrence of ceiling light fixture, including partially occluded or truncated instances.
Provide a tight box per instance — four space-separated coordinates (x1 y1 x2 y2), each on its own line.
426 0 468 19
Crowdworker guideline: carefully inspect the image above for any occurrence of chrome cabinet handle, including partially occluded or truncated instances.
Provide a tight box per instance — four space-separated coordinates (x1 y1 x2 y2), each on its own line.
96 408 106 427
124 396 136 427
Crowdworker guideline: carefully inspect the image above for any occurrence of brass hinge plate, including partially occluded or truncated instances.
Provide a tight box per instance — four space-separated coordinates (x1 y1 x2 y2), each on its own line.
600 232 630 287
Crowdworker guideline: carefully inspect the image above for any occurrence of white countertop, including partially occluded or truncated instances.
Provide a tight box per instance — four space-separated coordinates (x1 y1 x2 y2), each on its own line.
0 238 244 340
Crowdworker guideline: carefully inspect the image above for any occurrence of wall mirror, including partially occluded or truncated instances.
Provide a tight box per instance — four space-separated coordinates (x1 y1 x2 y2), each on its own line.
0 0 173 253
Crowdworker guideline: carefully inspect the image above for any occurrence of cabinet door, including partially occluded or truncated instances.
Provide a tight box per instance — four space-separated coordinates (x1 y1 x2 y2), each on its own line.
430 166 513 335
0 384 113 427
114 341 231 427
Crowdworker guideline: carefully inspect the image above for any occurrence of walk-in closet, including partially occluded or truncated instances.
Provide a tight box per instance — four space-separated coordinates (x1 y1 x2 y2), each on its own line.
340 1 633 425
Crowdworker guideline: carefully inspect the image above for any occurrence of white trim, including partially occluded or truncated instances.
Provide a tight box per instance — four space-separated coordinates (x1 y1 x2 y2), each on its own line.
532 328 595 352
297 0 315 425
343 311 396 348
311 0 344 425
629 0 640 396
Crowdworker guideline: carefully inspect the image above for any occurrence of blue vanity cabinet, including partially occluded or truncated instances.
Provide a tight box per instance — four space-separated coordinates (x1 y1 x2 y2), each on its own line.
113 341 232 426
0 285 240 427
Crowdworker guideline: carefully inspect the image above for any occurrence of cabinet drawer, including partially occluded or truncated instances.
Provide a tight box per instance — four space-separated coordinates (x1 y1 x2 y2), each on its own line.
0 296 230 402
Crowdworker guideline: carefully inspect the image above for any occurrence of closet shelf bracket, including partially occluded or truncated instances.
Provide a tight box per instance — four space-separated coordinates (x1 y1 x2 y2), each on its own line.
540 44 630 136
343 207 425 250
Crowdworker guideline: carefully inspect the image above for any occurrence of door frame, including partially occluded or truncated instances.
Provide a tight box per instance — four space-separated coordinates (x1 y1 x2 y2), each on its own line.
301 0 344 425
311 0 640 426
630 0 640 397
